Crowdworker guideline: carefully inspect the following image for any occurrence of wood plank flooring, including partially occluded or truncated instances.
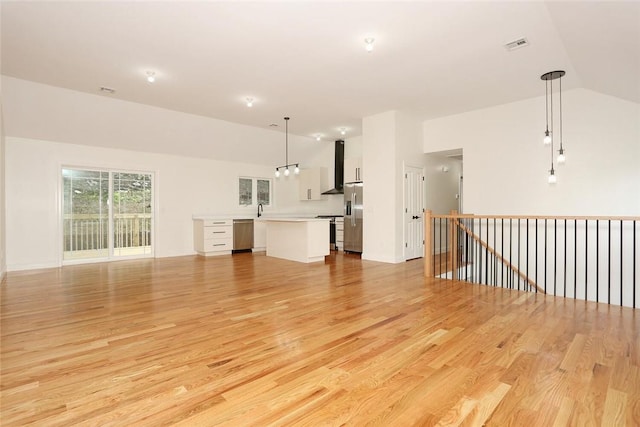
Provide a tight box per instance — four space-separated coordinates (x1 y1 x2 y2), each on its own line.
1 252 638 426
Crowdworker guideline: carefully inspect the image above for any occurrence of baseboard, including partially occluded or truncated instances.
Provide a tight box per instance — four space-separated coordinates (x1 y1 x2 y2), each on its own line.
361 252 405 264
7 261 60 272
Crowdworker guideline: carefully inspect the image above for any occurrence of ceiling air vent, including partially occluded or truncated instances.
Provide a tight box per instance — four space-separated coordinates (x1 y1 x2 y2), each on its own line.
504 37 529 51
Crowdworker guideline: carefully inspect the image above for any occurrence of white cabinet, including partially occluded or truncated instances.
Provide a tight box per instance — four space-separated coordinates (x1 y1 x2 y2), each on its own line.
335 217 344 251
193 219 233 256
298 167 328 201
344 158 363 183
253 220 267 251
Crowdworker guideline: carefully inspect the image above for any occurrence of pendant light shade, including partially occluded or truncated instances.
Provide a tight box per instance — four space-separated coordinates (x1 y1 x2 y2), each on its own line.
557 147 566 164
541 70 567 184
275 117 300 178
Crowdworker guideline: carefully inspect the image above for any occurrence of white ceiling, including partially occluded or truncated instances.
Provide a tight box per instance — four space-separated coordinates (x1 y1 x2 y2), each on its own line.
2 1 639 141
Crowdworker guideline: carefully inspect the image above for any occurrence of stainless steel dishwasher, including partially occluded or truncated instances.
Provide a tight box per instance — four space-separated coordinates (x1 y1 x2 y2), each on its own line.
233 219 254 251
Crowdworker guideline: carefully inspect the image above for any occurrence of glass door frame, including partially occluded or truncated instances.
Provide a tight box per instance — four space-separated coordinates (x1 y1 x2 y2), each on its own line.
60 166 156 265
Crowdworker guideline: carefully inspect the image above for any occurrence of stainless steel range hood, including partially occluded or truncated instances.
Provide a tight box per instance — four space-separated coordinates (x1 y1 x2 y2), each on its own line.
321 140 344 195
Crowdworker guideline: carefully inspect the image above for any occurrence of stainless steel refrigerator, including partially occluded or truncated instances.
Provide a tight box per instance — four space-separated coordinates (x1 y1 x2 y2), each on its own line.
344 182 363 253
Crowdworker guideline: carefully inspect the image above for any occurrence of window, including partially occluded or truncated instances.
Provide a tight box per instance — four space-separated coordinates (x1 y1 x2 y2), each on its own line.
239 177 272 206
239 178 253 205
257 179 271 205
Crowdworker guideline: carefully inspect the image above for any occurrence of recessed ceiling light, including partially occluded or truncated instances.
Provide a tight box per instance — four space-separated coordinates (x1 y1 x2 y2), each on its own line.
364 37 375 53
146 71 156 83
340 127 347 135
315 134 321 141
269 123 278 127
100 86 116 94
245 97 254 107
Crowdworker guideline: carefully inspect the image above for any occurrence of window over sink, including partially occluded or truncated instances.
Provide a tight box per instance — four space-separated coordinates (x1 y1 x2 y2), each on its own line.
239 177 272 207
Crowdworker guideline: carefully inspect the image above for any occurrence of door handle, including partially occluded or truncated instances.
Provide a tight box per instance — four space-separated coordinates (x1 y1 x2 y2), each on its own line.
352 193 356 227
412 215 420 220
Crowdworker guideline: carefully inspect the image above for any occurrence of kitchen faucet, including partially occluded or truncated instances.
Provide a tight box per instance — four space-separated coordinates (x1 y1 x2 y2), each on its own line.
257 203 263 217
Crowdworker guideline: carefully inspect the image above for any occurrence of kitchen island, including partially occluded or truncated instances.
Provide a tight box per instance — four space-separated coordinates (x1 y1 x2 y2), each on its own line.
261 218 330 263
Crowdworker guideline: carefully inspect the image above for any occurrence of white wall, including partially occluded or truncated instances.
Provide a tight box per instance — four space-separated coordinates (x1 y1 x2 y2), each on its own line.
362 111 398 263
3 78 344 271
395 112 426 261
0 95 6 280
345 135 363 159
424 89 640 215
424 153 462 215
362 111 426 263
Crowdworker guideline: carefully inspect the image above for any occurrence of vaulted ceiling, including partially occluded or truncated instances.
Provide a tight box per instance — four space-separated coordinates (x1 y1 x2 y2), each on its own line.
2 1 639 140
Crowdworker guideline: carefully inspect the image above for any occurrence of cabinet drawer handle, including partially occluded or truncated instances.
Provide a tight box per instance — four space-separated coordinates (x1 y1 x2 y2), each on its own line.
213 221 225 224
213 243 226 247
213 231 225 234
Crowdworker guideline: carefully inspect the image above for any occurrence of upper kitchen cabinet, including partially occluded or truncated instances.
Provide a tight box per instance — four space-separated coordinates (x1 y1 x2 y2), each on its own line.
344 158 363 183
298 167 328 201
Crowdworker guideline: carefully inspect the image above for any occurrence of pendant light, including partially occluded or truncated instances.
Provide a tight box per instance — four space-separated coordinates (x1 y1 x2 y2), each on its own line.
275 117 300 178
557 75 566 165
541 70 566 184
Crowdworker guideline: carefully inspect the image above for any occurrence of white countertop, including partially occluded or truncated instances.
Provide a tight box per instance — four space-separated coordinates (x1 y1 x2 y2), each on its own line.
259 217 330 222
192 214 257 220
193 213 340 221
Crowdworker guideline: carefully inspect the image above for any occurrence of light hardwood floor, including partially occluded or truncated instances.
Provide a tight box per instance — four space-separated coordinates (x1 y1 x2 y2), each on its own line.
1 252 638 426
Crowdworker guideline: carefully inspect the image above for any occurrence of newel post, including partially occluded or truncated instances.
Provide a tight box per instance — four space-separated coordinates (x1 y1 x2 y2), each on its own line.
424 210 433 277
449 210 458 280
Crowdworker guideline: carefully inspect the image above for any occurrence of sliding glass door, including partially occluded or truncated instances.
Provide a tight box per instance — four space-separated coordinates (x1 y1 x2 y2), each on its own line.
62 169 109 260
62 168 153 261
112 172 153 257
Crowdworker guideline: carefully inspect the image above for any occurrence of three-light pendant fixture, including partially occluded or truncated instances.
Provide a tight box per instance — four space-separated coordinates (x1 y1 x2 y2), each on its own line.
541 70 567 184
275 117 300 178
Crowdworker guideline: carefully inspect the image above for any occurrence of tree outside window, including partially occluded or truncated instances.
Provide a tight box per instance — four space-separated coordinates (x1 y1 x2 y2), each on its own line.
239 178 253 206
239 177 272 206
257 179 270 205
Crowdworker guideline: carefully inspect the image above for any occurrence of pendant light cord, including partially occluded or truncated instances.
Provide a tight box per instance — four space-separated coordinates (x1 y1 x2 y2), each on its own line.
545 79 549 132
559 76 563 150
550 79 554 169
285 117 289 168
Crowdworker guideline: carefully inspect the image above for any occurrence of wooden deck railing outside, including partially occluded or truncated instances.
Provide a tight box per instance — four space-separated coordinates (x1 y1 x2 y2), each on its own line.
63 213 152 253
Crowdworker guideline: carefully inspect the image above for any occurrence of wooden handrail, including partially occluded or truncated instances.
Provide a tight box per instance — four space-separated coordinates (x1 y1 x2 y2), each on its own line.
424 210 433 278
452 218 545 294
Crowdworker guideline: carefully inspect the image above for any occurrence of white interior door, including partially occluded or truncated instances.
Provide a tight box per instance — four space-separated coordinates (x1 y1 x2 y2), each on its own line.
404 165 425 260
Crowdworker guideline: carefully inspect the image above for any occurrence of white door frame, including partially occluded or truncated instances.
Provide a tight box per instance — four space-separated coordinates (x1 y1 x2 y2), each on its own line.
60 166 156 266
403 164 425 261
